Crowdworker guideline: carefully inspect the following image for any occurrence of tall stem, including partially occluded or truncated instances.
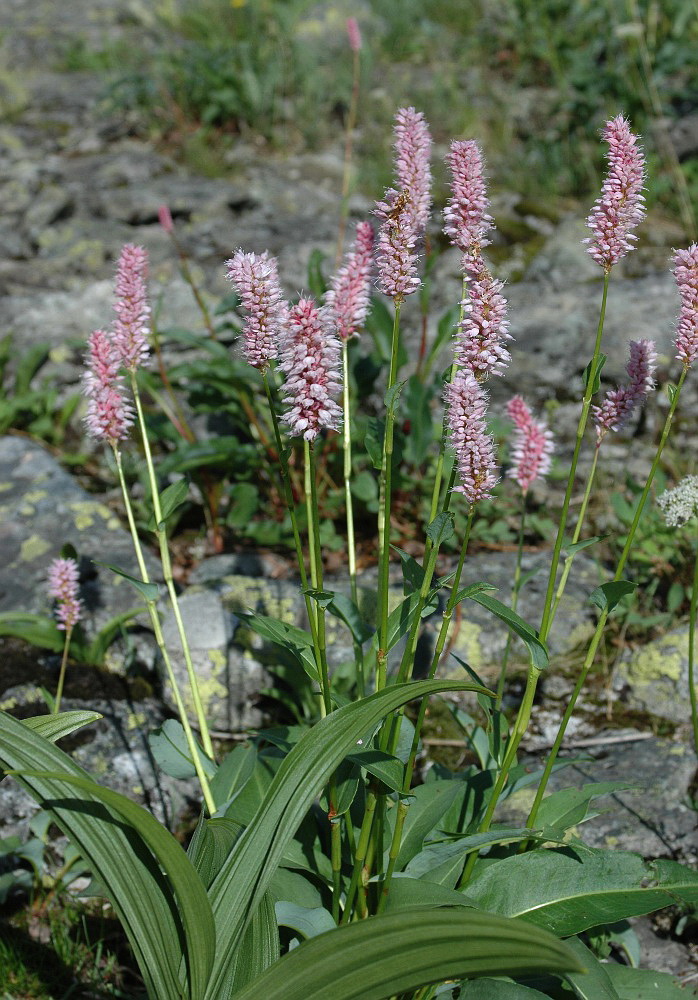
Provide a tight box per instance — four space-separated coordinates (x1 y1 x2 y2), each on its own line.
376 303 402 690
689 537 698 757
548 443 600 628
306 440 332 716
538 272 610 645
525 367 688 831
495 501 527 707
342 339 364 695
130 373 214 760
112 445 216 814
53 629 73 715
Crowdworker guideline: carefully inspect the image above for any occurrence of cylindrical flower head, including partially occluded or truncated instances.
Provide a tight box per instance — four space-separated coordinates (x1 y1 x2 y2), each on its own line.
113 244 151 371
658 475 698 527
593 338 657 439
278 297 342 440
445 369 498 507
508 411 554 494
226 250 288 369
673 244 698 367
83 330 134 443
455 261 511 379
585 115 646 272
325 222 373 341
506 395 532 432
443 140 493 265
346 17 362 52
374 189 421 302
48 556 82 631
393 107 432 234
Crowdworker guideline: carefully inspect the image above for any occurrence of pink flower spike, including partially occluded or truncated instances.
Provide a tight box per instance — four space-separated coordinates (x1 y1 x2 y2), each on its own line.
278 297 342 440
113 244 151 371
393 107 433 234
83 330 134 443
455 261 511 379
443 140 493 263
445 369 498 507
374 189 421 303
592 339 657 439
325 221 373 340
226 249 288 370
48 557 82 631
346 17 361 52
506 395 533 432
585 115 646 272
158 204 174 234
673 244 698 367
508 411 554 494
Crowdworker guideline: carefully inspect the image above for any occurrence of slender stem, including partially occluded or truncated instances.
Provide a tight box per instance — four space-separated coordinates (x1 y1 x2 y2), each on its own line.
341 787 377 922
130 373 214 760
525 367 688 831
689 537 698 757
342 340 364 696
306 440 332 716
400 512 474 785
112 445 216 814
549 444 600 627
53 629 72 715
538 272 610 644
458 662 538 887
169 232 217 339
495 500 527 707
376 303 402 690
376 797 409 914
330 809 342 923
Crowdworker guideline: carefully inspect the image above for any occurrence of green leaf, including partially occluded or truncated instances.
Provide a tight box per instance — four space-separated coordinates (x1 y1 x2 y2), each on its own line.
465 847 698 937
384 379 406 414
666 381 678 406
380 875 478 911
392 545 427 595
227 482 259 529
187 816 240 890
237 611 318 682
536 782 635 838
605 964 690 999
149 719 217 780
229 907 584 1000
582 352 607 394
306 248 327 298
326 593 374 645
304 589 335 610
22 711 101 742
209 743 257 808
426 511 455 548
403 375 435 466
0 712 212 1000
227 891 279 995
365 417 385 470
346 749 404 791
563 937 620 1000
563 535 607 555
204 680 492 998
275 902 335 940
466 592 548 669
0 612 67 654
15 343 50 394
423 303 460 379
589 580 636 612
148 477 190 531
93 562 160 602
404 829 536 882
351 469 378 504
394 781 462 869
453 581 498 604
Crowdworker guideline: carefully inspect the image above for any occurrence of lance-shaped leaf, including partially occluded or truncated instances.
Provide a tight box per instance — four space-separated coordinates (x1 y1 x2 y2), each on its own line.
204 680 493 999
22 711 102 742
229 907 584 1000
465 847 698 937
464 592 548 669
0 711 212 1000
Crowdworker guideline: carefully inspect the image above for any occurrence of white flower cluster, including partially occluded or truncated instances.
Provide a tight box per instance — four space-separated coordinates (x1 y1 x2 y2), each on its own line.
657 475 698 527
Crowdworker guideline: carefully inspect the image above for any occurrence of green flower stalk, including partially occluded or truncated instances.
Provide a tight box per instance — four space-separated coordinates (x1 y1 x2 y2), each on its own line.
47 557 82 714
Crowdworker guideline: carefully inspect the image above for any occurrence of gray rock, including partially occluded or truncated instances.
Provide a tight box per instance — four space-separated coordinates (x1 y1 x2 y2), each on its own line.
614 627 697 724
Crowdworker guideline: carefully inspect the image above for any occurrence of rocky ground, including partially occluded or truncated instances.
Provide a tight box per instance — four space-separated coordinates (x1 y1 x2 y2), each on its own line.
1 0 698 987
